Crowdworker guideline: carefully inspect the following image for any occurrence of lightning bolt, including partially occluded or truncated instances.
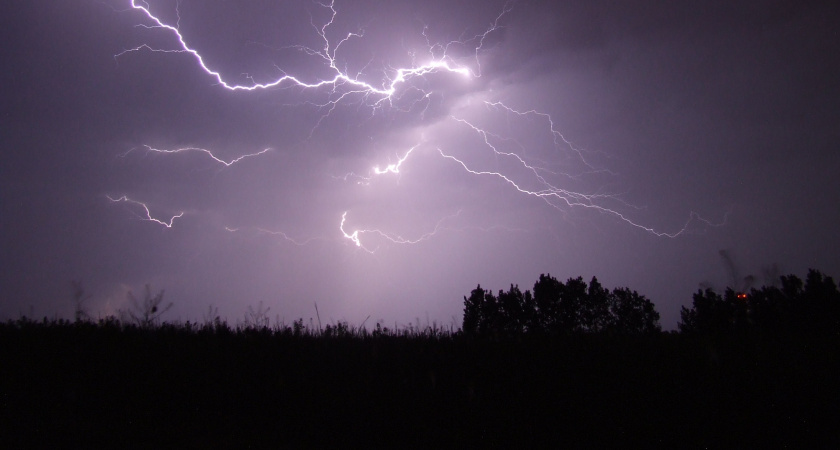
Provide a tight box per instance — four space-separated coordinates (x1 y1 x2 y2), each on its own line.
434 143 722 238
372 143 420 176
482 101 612 176
224 226 324 246
340 210 460 252
121 145 272 167
107 195 184 228
119 0 482 138
351 105 723 239
340 211 365 249
337 141 421 185
112 0 725 246
121 0 473 99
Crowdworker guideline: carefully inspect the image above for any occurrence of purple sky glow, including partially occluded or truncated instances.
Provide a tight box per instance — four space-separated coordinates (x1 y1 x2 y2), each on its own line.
1 0 838 329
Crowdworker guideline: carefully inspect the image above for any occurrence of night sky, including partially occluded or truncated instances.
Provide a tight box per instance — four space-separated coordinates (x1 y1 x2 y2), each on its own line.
2 0 838 329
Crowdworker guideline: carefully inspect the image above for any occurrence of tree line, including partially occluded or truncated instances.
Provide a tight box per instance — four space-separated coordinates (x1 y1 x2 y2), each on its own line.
464 269 840 337
679 269 840 337
462 274 661 336
65 269 840 337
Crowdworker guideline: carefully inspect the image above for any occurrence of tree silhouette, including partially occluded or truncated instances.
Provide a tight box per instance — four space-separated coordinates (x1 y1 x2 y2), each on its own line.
679 269 839 337
497 284 529 335
462 285 485 335
678 288 744 334
463 274 661 336
559 276 587 333
582 277 611 332
532 273 563 333
608 287 661 334
463 284 533 336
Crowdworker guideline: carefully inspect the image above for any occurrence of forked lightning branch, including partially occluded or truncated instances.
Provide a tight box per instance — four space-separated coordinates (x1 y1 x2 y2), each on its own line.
109 0 723 250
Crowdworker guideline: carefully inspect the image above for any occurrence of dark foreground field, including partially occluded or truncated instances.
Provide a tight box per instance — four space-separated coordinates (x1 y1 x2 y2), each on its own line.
1 320 838 448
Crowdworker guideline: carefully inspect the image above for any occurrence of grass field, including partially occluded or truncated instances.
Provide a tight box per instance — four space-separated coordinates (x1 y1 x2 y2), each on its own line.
1 317 838 447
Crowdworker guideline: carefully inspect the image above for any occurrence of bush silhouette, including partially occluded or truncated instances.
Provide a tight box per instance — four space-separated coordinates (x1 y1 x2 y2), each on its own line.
124 284 172 328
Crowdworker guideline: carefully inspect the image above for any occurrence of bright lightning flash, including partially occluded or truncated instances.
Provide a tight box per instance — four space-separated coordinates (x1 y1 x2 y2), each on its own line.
372 144 420 176
121 0 476 99
113 1 724 248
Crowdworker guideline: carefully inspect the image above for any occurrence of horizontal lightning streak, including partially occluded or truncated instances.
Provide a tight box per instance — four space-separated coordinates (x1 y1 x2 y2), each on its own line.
450 113 625 203
225 226 322 246
107 195 184 228
450 115 567 187
340 210 461 252
122 0 472 99
483 101 611 175
255 228 322 246
122 145 272 167
435 148 721 238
